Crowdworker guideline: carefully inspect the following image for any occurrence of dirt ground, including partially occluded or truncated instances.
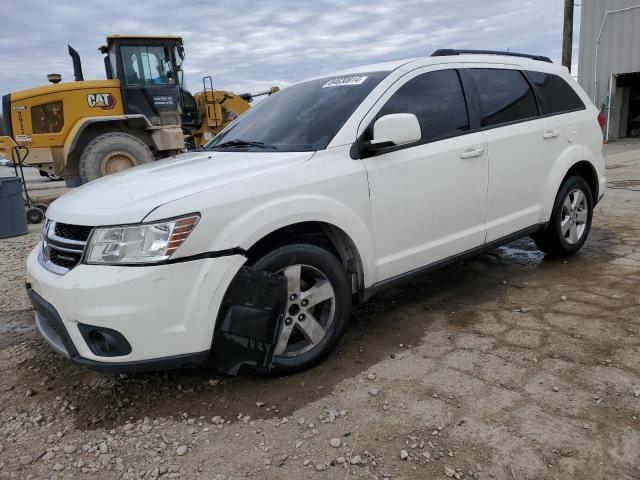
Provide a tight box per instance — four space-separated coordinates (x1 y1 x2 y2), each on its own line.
1 141 639 480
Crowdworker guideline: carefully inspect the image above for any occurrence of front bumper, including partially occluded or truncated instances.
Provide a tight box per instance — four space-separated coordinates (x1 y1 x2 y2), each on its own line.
26 244 246 372
27 286 209 373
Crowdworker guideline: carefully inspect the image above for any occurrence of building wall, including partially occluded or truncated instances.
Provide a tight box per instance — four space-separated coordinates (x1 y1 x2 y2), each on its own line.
578 0 640 105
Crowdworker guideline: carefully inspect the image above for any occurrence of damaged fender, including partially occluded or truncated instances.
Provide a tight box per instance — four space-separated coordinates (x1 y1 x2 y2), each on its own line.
210 267 287 375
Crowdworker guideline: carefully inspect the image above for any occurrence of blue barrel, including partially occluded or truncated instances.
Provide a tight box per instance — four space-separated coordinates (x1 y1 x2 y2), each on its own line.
0 177 28 238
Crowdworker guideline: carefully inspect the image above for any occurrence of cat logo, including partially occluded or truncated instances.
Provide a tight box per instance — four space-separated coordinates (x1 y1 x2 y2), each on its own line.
87 93 117 110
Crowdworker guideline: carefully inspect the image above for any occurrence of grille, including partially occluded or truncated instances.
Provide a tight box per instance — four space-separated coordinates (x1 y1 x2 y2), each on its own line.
43 221 92 272
54 222 92 242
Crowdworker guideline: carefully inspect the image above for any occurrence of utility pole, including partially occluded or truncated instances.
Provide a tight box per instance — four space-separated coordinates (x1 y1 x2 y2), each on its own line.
562 0 574 71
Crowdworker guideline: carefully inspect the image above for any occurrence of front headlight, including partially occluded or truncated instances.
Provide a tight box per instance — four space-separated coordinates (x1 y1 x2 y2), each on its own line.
85 214 199 265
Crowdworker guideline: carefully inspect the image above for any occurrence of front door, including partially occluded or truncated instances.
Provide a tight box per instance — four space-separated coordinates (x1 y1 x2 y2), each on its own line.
362 67 489 281
118 44 182 126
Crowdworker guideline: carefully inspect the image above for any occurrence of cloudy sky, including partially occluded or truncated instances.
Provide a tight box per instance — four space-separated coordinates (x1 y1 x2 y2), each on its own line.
0 0 579 96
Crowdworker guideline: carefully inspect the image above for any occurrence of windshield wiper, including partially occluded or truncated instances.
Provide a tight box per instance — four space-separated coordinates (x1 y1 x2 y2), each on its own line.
212 139 277 150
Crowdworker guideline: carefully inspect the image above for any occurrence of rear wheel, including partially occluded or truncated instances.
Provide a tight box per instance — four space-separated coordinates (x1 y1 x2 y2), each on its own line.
78 132 154 184
250 243 351 374
532 175 593 255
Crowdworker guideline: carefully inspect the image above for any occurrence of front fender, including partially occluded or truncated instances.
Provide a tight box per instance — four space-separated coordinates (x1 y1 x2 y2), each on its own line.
539 144 598 222
62 115 151 164
214 194 376 287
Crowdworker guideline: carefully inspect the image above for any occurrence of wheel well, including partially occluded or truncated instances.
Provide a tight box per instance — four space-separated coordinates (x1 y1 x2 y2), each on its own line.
245 222 364 296
564 161 599 202
65 122 154 177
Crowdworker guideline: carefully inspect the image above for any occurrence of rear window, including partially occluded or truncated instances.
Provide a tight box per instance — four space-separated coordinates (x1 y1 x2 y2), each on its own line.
467 69 539 127
526 71 585 115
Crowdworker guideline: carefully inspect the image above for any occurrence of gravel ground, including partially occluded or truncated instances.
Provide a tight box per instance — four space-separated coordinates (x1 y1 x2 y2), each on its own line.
1 141 639 479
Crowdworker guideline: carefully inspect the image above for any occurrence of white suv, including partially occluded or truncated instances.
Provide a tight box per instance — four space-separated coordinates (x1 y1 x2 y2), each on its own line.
26 50 605 375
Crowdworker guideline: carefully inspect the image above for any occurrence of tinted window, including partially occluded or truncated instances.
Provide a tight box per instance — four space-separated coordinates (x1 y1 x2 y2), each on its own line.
468 69 538 127
207 72 388 152
526 71 585 115
377 69 470 143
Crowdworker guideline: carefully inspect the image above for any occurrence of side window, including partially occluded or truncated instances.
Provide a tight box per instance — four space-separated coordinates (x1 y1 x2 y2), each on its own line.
467 69 538 127
377 69 470 143
526 71 585 115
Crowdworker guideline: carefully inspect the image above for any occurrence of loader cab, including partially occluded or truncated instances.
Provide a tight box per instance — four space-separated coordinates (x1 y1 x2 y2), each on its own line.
101 36 199 129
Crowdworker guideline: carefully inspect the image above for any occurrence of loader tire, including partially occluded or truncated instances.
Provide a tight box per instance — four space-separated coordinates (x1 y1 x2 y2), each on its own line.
78 132 154 184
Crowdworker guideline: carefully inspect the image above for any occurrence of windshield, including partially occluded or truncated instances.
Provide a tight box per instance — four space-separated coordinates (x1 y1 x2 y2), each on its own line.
207 71 389 152
121 45 174 86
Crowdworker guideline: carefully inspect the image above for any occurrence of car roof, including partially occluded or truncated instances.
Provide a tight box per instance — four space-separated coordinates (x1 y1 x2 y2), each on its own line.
303 54 566 83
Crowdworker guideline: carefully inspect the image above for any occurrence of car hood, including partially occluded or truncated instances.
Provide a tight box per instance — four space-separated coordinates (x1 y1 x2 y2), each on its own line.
47 150 315 225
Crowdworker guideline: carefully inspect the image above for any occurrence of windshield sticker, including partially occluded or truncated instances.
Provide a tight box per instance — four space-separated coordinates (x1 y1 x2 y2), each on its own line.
322 76 368 88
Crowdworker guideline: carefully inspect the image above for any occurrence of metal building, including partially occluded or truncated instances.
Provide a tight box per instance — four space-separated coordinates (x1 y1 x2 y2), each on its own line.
578 0 640 140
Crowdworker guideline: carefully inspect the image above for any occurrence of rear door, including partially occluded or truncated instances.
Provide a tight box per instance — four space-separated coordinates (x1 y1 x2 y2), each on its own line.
361 66 489 281
463 66 543 242
525 69 588 175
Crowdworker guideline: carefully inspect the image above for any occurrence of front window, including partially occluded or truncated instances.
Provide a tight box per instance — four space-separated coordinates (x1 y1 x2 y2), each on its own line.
376 69 470 144
207 71 389 152
120 46 174 86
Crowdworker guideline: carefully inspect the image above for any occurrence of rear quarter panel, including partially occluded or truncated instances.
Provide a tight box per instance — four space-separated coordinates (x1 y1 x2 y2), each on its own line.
538 102 604 222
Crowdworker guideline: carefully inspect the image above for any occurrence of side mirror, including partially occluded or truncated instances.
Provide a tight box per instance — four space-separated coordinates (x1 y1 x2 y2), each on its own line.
365 113 421 152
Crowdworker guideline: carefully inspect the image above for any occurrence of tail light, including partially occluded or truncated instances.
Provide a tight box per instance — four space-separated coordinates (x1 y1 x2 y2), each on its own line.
597 110 606 131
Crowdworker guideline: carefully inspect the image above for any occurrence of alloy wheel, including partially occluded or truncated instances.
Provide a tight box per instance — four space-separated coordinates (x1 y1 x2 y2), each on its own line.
274 264 336 358
561 188 588 244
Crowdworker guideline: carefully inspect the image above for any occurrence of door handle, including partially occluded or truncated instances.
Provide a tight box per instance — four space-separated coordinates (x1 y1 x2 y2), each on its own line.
460 147 485 159
543 130 559 139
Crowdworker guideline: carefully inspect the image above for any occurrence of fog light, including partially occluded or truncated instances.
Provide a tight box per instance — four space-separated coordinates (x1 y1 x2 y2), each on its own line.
78 324 132 357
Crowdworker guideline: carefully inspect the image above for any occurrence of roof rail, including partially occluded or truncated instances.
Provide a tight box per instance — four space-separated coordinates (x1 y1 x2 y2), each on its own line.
431 49 552 63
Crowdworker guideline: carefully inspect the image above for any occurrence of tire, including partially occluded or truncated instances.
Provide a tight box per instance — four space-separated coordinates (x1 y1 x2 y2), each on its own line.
249 243 351 374
532 175 593 256
78 132 154 184
26 207 45 224
64 177 82 188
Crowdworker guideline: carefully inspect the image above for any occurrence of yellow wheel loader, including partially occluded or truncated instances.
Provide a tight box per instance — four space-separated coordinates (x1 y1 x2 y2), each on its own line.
0 36 278 185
